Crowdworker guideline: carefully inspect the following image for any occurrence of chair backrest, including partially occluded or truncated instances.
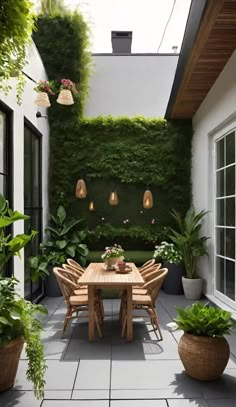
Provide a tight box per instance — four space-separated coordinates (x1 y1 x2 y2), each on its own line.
139 259 155 272
53 267 78 302
63 263 84 277
142 263 162 283
142 268 168 303
67 259 84 273
142 262 161 278
61 264 81 283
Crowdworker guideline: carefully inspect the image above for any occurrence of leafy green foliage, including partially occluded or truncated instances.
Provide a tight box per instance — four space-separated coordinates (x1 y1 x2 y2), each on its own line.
28 205 89 281
168 208 208 278
0 195 37 273
0 277 47 398
175 302 236 337
39 0 67 16
0 0 36 103
0 195 47 399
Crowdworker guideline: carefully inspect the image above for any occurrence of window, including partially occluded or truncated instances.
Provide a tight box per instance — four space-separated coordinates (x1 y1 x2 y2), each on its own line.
24 123 43 301
215 130 236 308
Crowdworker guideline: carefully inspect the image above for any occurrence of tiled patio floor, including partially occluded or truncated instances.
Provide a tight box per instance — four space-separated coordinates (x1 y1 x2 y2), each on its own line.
1 292 236 407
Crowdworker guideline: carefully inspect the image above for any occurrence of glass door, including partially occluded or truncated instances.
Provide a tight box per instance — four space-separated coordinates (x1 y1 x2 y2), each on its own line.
24 124 43 301
215 130 236 309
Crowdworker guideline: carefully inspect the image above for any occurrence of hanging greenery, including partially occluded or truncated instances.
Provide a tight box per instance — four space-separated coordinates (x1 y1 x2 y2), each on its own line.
0 0 36 103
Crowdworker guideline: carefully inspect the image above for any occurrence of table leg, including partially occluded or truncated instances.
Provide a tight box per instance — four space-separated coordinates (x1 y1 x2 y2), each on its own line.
88 285 95 341
126 286 133 341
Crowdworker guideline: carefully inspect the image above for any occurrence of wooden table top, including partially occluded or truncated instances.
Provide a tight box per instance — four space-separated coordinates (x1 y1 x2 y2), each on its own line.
79 262 144 286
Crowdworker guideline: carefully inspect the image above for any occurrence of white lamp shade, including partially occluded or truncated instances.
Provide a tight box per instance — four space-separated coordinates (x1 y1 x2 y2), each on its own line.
109 190 119 206
34 92 51 107
57 89 74 105
76 179 87 198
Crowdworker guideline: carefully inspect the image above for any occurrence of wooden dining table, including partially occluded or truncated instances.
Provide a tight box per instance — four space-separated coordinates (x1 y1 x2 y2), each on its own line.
78 262 144 341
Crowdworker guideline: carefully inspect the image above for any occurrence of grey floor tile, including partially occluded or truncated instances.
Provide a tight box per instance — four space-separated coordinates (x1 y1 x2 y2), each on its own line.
168 400 209 407
111 401 167 407
42 330 69 360
42 401 109 407
111 389 203 399
63 338 111 361
44 390 72 399
199 371 236 398
111 360 202 394
207 400 236 407
74 360 111 389
14 360 78 391
72 390 109 399
0 390 42 407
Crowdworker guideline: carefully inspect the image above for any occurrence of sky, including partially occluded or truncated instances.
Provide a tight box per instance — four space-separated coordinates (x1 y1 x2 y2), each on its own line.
36 0 192 53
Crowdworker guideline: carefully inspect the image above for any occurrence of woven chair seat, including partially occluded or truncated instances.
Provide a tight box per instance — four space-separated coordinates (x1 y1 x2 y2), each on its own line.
70 295 88 305
132 288 148 295
74 288 88 295
132 294 152 304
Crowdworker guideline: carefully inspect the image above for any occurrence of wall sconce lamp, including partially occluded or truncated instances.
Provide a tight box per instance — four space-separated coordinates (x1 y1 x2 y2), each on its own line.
143 189 153 209
89 201 95 211
75 178 87 199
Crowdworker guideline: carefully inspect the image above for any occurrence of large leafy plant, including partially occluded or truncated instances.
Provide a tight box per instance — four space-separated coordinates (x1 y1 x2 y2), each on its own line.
0 195 47 399
28 205 89 281
168 208 208 279
0 0 36 103
175 302 236 338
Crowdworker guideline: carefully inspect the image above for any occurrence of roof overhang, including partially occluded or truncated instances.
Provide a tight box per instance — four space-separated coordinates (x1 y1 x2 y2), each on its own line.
165 0 236 119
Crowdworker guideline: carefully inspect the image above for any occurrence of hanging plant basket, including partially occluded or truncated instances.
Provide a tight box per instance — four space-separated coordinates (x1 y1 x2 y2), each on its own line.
34 91 51 107
57 89 74 105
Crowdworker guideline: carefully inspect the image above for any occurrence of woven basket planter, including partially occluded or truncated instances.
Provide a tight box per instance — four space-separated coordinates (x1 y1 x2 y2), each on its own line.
0 336 24 391
178 333 230 381
34 91 51 107
57 89 74 105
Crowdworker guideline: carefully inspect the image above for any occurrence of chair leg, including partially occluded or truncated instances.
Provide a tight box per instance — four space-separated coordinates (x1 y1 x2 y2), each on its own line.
151 305 163 341
62 305 71 336
121 314 127 338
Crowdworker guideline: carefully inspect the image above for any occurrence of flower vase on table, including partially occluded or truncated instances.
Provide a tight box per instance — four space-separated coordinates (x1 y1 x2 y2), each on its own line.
101 244 124 269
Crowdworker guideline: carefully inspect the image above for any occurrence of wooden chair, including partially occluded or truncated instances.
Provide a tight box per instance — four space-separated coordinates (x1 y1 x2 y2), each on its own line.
67 258 85 274
53 267 102 337
121 268 168 341
63 263 84 277
139 259 155 274
133 263 162 295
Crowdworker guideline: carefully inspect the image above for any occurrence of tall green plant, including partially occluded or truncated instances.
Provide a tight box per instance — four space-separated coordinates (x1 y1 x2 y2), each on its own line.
0 0 36 103
0 195 47 399
40 0 67 15
168 207 208 279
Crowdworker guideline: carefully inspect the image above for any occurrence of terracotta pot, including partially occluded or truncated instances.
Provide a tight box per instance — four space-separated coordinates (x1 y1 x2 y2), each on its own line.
0 336 24 391
178 333 230 381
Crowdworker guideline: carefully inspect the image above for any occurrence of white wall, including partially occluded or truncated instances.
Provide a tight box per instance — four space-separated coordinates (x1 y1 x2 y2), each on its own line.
0 42 49 296
192 50 236 298
85 54 178 117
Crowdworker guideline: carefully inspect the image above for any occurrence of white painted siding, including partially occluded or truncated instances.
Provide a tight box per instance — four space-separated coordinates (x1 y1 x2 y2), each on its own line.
85 54 178 117
192 50 236 303
0 42 49 295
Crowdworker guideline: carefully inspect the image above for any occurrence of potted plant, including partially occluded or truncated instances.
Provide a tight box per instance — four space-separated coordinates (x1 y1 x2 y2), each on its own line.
57 78 78 105
34 80 55 107
0 195 47 397
168 207 208 299
28 205 89 297
101 244 124 267
174 302 236 381
153 241 184 294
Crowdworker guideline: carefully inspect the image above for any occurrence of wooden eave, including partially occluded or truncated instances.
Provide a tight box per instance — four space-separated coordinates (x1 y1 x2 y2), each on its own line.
166 0 236 119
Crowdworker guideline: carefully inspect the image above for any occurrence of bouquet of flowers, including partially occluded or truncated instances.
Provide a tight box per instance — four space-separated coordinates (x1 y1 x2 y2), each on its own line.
34 80 55 95
153 241 182 264
101 244 124 260
60 79 78 94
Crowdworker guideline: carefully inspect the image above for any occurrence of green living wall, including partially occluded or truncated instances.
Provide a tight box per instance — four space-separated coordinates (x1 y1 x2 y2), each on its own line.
34 13 193 250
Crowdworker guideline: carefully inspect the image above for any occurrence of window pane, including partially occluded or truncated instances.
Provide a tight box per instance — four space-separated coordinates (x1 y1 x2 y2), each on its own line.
226 260 235 300
216 227 224 256
0 111 6 174
32 136 40 206
226 132 235 166
24 128 32 206
226 165 235 196
216 138 224 169
226 198 235 226
0 174 5 195
216 169 224 197
216 256 224 293
216 199 224 225
226 228 235 259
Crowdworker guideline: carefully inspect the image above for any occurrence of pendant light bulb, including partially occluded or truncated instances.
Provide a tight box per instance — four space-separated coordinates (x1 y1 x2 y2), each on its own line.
143 189 153 209
109 190 119 206
75 179 87 199
89 201 95 211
